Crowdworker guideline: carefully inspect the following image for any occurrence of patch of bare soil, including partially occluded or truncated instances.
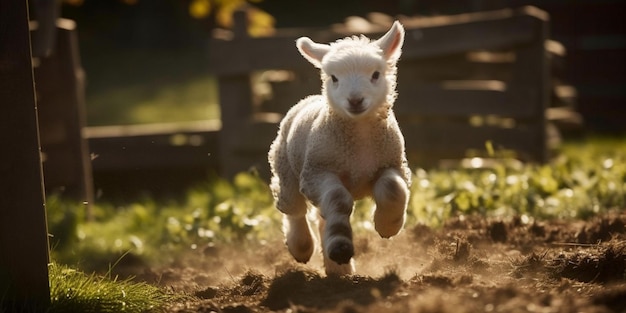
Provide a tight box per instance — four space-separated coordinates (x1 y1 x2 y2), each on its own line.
137 211 626 313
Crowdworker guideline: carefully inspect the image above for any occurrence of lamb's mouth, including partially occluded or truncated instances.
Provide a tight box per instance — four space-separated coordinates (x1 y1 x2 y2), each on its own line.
348 107 366 115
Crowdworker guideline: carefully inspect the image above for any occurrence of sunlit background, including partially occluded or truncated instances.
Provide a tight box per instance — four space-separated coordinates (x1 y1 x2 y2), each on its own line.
57 0 624 129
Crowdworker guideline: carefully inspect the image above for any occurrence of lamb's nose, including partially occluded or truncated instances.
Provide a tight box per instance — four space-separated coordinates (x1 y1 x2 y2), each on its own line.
348 97 364 108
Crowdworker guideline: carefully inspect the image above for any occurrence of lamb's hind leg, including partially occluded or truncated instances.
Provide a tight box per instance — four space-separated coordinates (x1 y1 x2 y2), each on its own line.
274 175 314 263
283 211 314 263
373 168 409 238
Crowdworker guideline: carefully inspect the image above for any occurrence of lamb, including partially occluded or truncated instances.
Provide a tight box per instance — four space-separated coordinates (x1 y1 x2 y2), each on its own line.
268 21 411 276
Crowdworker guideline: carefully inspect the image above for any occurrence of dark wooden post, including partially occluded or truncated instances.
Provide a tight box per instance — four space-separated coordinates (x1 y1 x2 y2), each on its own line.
34 19 94 213
0 0 51 310
216 9 254 178
512 7 550 162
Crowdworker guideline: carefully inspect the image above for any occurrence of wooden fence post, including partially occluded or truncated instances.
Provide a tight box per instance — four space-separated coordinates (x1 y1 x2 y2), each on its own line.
511 7 550 162
216 9 255 178
34 18 94 215
0 0 51 310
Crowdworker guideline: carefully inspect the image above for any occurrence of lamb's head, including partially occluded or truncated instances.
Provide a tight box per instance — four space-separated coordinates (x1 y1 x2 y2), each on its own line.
296 21 404 119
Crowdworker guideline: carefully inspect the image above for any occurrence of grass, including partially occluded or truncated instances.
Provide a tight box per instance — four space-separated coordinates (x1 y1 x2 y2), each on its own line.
48 263 173 313
86 74 220 126
82 49 220 126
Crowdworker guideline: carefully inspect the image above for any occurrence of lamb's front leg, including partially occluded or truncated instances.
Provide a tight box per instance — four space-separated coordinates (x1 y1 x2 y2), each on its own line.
300 173 355 275
373 168 409 238
318 216 354 276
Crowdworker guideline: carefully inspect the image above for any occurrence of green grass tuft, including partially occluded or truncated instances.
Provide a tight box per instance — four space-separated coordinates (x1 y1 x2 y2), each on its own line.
48 263 172 313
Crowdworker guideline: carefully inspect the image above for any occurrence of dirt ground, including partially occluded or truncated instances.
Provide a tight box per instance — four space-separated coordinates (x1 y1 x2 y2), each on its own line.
134 211 626 313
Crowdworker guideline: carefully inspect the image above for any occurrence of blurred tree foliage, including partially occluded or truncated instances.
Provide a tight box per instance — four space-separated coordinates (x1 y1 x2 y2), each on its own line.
189 0 274 36
63 0 274 37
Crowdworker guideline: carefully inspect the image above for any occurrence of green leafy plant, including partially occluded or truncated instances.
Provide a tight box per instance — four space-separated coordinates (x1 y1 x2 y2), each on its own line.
48 137 626 269
50 172 282 267
408 138 626 226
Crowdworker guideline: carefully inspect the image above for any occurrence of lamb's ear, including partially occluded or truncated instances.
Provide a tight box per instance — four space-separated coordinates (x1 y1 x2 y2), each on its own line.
296 37 330 68
374 21 405 61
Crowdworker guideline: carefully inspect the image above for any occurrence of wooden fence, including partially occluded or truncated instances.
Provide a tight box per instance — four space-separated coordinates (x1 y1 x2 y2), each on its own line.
42 5 582 198
210 6 567 178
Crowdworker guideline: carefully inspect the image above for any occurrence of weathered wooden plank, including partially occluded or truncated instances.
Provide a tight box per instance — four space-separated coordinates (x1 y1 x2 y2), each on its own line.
395 84 538 118
88 130 219 171
401 121 545 164
84 123 221 199
210 7 545 75
401 12 538 60
84 120 222 138
398 54 513 82
0 0 51 310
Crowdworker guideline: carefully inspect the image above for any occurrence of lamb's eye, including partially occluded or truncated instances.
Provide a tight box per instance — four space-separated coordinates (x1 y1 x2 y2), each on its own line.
331 75 338 83
371 71 380 80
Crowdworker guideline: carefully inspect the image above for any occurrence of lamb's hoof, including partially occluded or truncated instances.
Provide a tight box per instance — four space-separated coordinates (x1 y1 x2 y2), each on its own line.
375 220 403 239
329 241 354 265
325 259 354 277
288 240 314 263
